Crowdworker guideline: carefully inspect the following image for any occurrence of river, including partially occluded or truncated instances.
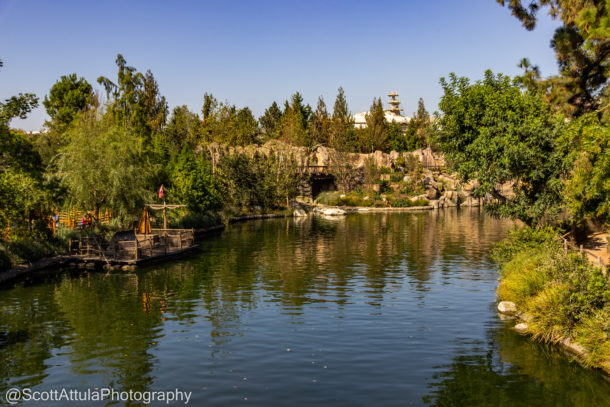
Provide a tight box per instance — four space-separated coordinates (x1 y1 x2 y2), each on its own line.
1 208 610 406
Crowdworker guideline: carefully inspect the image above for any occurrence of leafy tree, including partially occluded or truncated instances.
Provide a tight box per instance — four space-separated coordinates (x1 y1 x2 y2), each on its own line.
329 86 354 150
231 107 259 145
168 147 222 213
308 96 330 146
97 54 168 146
435 70 568 225
259 101 282 138
55 109 152 224
497 0 609 117
362 97 388 153
43 74 93 131
159 105 201 156
279 93 310 146
0 91 52 239
402 98 431 151
387 122 408 152
563 113 610 224
0 93 39 126
216 153 258 210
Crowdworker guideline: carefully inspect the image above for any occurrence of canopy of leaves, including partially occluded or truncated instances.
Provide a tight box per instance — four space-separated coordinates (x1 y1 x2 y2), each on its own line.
168 147 222 213
563 113 610 224
435 70 568 225
498 0 609 117
43 74 92 130
55 109 152 222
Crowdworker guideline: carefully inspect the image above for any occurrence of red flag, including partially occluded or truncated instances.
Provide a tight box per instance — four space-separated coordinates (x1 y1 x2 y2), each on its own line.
158 184 164 199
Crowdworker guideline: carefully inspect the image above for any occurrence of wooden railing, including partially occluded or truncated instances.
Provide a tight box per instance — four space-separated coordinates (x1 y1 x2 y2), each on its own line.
71 229 195 261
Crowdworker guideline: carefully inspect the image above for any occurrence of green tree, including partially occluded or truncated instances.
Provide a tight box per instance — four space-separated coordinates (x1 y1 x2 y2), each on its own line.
329 86 355 150
402 98 431 151
97 54 168 146
259 101 283 138
387 122 407 152
0 92 53 238
563 113 610 224
231 107 259 145
279 93 310 146
497 0 609 117
168 147 222 213
308 96 330 146
43 74 93 131
362 97 388 153
159 105 201 156
435 70 568 225
55 109 152 224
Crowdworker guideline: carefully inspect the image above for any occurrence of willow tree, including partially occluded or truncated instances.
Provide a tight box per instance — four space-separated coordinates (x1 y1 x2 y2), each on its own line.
55 109 152 224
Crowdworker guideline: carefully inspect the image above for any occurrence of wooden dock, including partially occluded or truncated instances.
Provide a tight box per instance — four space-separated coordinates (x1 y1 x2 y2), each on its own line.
68 229 199 267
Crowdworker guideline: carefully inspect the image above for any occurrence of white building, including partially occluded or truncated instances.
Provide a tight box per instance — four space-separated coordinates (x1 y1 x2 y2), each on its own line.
353 91 410 130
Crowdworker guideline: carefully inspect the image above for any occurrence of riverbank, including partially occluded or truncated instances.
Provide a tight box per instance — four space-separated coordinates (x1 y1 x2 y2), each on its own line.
493 226 610 375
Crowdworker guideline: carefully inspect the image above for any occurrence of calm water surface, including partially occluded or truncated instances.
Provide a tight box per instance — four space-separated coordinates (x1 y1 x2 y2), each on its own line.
2 209 610 406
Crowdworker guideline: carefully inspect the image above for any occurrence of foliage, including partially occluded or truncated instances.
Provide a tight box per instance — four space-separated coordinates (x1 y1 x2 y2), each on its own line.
435 70 568 225
308 96 330 146
496 225 610 369
563 113 610 225
498 0 609 117
55 109 152 223
259 101 283 139
158 105 201 157
279 92 310 146
329 150 359 193
386 122 407 152
216 151 302 210
97 54 168 146
170 211 222 230
0 93 39 126
491 225 560 266
200 94 259 146
362 97 388 153
328 87 355 151
168 147 222 213
43 73 93 131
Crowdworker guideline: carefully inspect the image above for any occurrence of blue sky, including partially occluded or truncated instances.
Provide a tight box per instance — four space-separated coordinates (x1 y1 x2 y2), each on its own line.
0 0 561 131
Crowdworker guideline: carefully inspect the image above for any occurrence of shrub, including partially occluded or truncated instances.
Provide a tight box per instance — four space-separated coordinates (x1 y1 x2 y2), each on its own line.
390 173 403 182
5 239 51 264
172 212 222 230
575 307 610 367
0 249 12 272
491 225 559 267
526 282 572 343
379 166 391 174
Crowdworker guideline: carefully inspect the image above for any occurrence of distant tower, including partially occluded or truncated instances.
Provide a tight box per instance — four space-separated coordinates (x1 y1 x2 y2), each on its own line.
387 91 401 115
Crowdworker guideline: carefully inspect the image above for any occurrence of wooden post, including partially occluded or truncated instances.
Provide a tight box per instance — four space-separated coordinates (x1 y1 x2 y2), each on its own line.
564 239 568 254
135 239 139 260
580 244 584 254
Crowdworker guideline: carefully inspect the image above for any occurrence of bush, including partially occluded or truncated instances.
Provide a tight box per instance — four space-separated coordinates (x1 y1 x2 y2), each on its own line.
172 212 222 230
0 249 12 272
390 173 403 182
491 225 559 267
2 239 51 265
379 166 391 174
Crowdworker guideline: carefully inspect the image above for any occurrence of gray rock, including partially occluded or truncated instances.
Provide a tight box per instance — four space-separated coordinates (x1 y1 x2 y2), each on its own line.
498 301 517 314
426 187 440 200
293 209 307 217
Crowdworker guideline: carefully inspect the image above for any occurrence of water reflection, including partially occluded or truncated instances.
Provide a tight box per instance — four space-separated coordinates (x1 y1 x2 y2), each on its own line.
0 209 608 406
